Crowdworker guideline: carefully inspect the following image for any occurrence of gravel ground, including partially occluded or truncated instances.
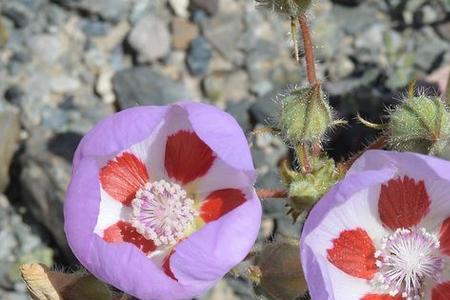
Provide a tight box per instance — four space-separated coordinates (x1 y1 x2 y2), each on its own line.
0 0 449 299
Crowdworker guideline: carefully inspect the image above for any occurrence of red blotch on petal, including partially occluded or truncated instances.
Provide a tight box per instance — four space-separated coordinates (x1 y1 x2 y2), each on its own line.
327 228 377 280
378 176 430 230
100 152 149 206
162 251 177 281
200 189 246 223
165 130 215 185
440 217 450 256
103 221 156 254
432 281 450 300
361 294 402 300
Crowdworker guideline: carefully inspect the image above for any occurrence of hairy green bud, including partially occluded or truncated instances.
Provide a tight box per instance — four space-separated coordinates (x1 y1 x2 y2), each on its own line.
430 138 450 159
279 85 333 144
281 157 340 221
387 95 450 154
255 0 312 16
255 238 308 300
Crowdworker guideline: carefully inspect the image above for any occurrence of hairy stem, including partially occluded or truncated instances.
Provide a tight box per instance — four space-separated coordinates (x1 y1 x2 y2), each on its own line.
339 136 388 173
297 143 312 173
298 13 317 85
257 189 288 199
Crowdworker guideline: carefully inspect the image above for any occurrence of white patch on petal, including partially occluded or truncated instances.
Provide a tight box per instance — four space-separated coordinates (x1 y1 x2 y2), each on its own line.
419 179 450 231
94 189 132 237
146 106 194 181
311 254 375 299
148 247 172 267
306 186 388 258
304 186 390 299
190 158 252 196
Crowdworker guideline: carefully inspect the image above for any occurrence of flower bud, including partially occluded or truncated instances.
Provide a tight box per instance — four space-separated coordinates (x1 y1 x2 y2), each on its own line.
281 157 339 220
279 85 333 144
255 238 308 300
430 138 450 159
387 95 450 154
255 0 312 16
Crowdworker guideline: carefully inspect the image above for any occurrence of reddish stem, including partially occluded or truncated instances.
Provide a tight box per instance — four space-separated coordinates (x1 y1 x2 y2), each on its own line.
256 189 288 199
339 136 388 172
298 143 312 173
298 13 317 85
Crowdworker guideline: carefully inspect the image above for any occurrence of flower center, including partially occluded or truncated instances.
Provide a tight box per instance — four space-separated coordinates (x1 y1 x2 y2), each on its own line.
130 180 197 246
372 228 444 299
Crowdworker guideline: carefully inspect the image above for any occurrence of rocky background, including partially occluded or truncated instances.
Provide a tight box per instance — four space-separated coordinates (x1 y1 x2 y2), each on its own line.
0 0 449 299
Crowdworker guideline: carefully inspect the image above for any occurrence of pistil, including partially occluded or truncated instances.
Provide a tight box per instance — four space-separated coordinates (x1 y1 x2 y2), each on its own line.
372 228 444 299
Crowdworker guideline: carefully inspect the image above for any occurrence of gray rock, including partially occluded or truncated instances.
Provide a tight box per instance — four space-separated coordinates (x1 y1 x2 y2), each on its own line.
249 88 282 126
57 0 129 22
129 0 152 24
203 71 250 103
1 291 28 300
46 3 69 27
19 127 73 260
1 2 33 28
0 102 20 192
355 24 385 51
413 28 449 72
191 9 208 24
331 4 379 35
226 101 252 133
0 194 53 291
128 15 171 63
201 14 244 63
327 55 355 81
191 0 219 15
223 71 249 102
113 67 190 109
437 21 450 42
81 20 111 37
202 73 225 102
28 34 66 64
332 0 365 6
245 39 279 87
225 276 257 300
275 216 302 238
186 37 212 76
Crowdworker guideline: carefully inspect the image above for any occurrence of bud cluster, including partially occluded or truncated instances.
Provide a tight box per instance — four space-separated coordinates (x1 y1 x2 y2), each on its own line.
387 94 450 158
280 156 340 221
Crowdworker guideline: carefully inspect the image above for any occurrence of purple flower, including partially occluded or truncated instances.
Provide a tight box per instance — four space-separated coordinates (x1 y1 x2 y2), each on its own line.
301 150 450 300
64 102 261 300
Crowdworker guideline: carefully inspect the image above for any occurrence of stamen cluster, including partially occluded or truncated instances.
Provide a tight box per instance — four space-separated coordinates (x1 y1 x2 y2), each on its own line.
131 180 197 246
372 228 444 299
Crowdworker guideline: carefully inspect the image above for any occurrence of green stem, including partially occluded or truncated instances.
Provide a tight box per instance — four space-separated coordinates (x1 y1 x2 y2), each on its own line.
290 16 300 63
